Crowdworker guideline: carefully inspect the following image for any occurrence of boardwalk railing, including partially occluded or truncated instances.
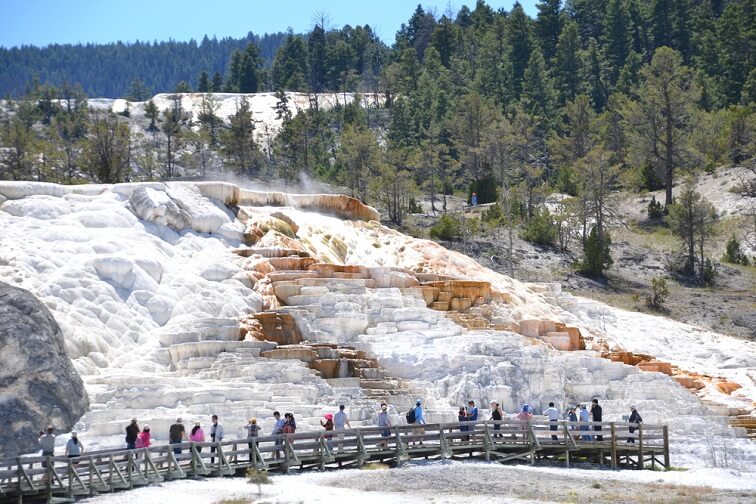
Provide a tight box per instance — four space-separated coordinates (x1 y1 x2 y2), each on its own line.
0 420 668 503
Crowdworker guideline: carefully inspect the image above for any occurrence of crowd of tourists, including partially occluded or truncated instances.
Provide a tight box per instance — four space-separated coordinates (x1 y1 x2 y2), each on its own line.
37 400 643 458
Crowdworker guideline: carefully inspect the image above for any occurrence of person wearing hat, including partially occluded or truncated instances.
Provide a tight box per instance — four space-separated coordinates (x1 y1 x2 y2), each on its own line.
627 405 643 443
136 425 151 449
320 413 334 451
244 418 260 462
377 403 392 447
517 404 533 440
190 421 205 451
334 404 351 453
65 432 84 458
125 418 139 450
169 417 186 455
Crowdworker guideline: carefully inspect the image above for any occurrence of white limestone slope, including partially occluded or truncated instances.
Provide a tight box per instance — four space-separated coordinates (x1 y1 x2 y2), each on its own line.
0 181 754 471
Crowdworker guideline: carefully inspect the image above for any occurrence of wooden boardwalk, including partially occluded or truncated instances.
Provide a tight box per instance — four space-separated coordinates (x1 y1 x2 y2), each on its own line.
0 420 669 503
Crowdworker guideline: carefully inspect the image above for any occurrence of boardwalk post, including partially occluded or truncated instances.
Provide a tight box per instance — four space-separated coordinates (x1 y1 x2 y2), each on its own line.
610 423 617 470
638 424 644 470
45 457 52 502
127 451 134 488
663 425 670 470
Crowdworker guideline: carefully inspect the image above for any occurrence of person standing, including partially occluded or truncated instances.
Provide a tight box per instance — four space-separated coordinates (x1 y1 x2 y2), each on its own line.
377 403 392 447
272 411 285 459
591 399 603 441
39 427 56 470
568 406 578 430
169 418 186 455
334 404 351 452
627 405 643 443
135 425 151 449
125 418 139 450
320 414 334 451
579 404 592 441
65 432 84 458
516 404 533 440
490 402 504 438
210 414 224 464
471 192 478 206
544 402 561 441
190 421 205 451
458 406 469 441
245 418 260 462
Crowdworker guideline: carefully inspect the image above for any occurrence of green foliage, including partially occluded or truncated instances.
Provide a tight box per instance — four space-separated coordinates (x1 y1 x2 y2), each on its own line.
481 203 505 225
469 174 498 205
702 258 717 286
645 276 669 310
580 226 613 277
647 195 664 220
668 183 717 280
521 208 557 246
722 235 749 266
556 166 577 196
430 214 462 241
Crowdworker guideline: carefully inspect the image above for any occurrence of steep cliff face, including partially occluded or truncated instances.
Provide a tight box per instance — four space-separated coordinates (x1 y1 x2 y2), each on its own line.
0 282 89 457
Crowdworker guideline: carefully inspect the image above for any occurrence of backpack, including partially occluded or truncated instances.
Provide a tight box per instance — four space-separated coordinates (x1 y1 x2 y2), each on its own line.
406 407 416 424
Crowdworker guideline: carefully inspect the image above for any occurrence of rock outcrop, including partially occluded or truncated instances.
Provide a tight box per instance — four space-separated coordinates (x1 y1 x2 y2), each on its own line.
0 282 89 457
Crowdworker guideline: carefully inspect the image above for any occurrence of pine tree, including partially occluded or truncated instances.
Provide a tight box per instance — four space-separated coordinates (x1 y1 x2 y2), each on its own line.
602 0 630 84
239 43 263 92
211 72 224 92
535 0 562 63
507 4 532 99
221 97 259 175
198 71 209 93
144 99 159 132
623 47 699 207
521 46 556 120
554 20 583 105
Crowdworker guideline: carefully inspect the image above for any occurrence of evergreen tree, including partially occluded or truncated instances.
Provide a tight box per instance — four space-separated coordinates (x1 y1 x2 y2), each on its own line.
83 113 130 183
535 0 562 63
602 0 630 84
144 99 159 132
554 20 583 104
308 23 327 92
623 47 699 207
507 3 533 99
126 79 151 101
197 71 210 92
224 49 243 92
211 72 224 92
272 34 310 91
221 97 259 175
239 43 263 92
521 46 556 120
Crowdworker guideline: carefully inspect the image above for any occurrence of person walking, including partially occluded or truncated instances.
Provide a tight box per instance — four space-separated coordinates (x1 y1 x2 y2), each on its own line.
125 418 139 450
169 418 186 455
210 415 224 464
245 418 260 462
65 432 84 459
135 425 151 449
544 402 561 441
377 403 392 447
39 427 55 458
320 413 334 451
627 405 643 443
334 404 351 452
272 411 285 459
490 401 504 439
412 399 426 445
591 399 603 441
190 421 205 451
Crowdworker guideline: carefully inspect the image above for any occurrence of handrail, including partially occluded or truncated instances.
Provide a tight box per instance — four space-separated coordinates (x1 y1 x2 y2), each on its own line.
0 419 669 497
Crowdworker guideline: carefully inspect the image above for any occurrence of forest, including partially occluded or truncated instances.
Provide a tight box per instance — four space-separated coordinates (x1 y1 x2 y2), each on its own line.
1 0 754 281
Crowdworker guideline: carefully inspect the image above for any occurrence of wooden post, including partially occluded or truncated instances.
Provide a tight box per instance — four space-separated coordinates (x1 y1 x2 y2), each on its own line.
637 424 644 470
663 425 670 470
127 451 133 488
610 423 617 470
89 458 95 496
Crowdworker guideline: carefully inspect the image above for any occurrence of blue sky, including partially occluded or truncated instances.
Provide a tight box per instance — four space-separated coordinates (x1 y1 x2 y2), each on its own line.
0 0 538 48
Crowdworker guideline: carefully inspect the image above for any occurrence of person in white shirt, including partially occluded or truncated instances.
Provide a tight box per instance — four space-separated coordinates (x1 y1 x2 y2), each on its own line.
334 404 351 452
210 414 224 464
544 402 561 441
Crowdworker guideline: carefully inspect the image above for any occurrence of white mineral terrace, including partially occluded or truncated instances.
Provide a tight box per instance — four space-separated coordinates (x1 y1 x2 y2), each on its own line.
0 181 754 470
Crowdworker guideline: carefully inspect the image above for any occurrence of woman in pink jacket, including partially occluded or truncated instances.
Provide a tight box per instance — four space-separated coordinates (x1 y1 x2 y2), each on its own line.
135 425 151 448
190 421 205 451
